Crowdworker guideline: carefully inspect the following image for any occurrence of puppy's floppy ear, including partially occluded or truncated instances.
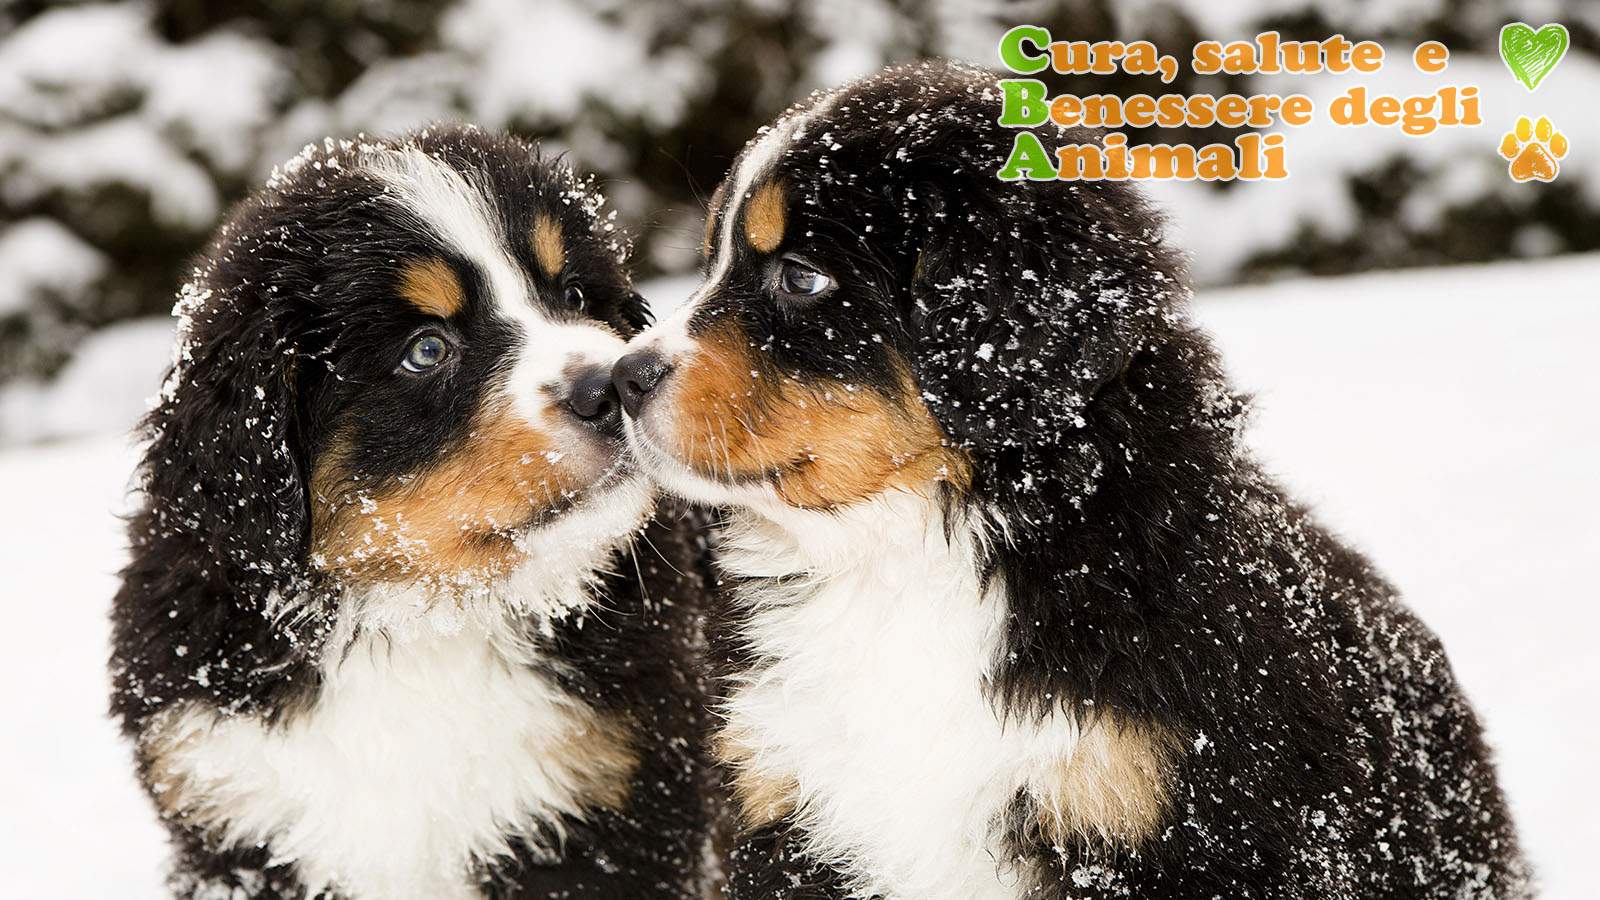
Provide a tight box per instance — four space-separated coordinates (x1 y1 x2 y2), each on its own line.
112 271 323 726
144 286 311 582
904 166 1182 534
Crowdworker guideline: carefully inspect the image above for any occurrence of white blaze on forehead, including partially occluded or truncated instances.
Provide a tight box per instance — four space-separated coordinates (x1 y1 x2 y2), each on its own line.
359 146 626 424
693 93 839 309
361 146 530 321
697 124 787 299
640 97 836 361
704 108 812 297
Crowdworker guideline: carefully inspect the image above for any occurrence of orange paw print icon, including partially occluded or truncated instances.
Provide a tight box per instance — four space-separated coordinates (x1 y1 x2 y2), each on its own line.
1499 116 1568 182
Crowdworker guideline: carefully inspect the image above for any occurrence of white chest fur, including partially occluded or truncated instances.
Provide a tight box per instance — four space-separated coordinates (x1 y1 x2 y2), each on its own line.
145 610 621 900
717 494 1082 900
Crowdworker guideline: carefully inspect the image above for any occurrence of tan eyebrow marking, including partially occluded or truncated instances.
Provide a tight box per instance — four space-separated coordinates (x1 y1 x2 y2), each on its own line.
703 181 728 258
532 213 566 278
396 257 465 318
744 181 787 254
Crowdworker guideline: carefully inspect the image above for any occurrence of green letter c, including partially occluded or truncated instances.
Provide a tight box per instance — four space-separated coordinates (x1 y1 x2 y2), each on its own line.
999 25 1051 75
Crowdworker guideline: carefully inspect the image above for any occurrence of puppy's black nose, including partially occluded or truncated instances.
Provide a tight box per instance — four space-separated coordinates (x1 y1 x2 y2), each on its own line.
612 348 671 417
567 365 622 436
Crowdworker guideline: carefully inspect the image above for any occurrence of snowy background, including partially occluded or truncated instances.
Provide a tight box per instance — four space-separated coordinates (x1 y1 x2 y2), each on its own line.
2 0 1597 897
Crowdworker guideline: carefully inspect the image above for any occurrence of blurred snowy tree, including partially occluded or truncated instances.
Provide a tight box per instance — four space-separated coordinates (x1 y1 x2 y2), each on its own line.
1 0 1597 398
0 0 954 385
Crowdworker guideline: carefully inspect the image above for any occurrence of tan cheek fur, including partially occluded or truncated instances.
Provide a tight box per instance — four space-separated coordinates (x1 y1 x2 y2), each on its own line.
665 321 968 509
309 402 587 583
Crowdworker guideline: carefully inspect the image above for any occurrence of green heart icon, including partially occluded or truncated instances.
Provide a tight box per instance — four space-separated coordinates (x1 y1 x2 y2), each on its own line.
1500 22 1569 91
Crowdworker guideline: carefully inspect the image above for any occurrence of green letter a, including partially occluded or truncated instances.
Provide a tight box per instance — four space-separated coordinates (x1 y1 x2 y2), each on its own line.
997 131 1058 181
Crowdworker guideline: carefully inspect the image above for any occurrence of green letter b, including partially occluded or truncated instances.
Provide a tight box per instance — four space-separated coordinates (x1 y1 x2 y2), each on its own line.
998 79 1049 127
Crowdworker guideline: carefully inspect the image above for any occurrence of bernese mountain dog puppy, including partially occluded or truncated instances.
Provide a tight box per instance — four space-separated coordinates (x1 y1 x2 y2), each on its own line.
612 62 1529 899
109 128 716 899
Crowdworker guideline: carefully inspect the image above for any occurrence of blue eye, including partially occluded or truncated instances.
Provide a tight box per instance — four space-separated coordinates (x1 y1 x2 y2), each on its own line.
776 258 835 299
402 334 450 372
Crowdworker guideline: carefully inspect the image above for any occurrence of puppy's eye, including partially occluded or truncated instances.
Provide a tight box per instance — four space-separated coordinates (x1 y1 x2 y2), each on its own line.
401 333 450 373
563 284 586 310
775 257 835 300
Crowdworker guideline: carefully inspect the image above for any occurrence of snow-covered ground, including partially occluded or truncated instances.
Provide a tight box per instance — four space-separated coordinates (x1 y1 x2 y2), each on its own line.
2 257 1595 897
